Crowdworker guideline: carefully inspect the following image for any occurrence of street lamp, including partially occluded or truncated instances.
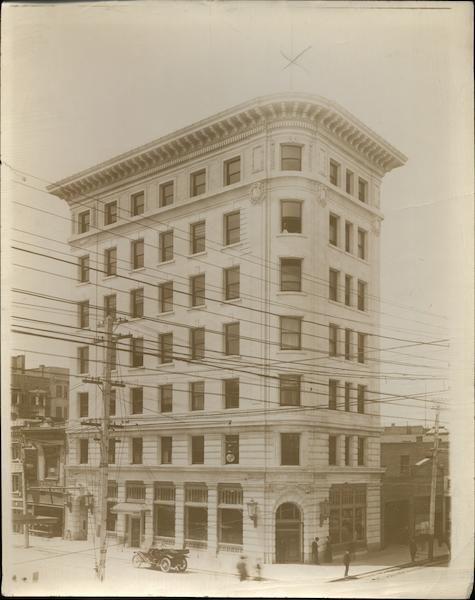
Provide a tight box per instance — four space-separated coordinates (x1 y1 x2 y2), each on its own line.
247 499 258 527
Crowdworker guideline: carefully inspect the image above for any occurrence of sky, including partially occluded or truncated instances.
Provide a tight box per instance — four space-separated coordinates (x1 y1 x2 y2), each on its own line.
2 0 473 429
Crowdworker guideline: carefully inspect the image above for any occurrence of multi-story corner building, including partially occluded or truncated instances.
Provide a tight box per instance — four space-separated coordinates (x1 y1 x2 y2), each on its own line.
381 424 450 547
49 93 406 563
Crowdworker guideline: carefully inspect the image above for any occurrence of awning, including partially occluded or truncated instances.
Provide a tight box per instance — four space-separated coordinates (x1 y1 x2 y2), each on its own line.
110 502 150 515
12 514 58 524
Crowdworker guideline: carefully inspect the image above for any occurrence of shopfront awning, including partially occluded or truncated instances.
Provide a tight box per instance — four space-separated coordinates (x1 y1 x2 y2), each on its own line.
110 503 150 515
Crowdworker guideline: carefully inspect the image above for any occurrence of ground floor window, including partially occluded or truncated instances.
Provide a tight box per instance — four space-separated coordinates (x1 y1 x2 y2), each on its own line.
329 484 366 545
218 508 243 545
185 506 208 542
154 482 176 539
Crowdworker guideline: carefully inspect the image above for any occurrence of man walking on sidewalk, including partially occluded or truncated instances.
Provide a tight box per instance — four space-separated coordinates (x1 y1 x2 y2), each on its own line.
311 537 320 565
409 537 417 563
343 549 351 577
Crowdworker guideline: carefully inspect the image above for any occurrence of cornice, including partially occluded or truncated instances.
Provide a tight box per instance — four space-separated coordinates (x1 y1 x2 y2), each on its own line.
48 93 407 203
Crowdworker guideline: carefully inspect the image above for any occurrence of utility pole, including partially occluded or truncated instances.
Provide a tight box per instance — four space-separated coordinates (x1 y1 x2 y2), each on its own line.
20 432 30 549
428 407 440 560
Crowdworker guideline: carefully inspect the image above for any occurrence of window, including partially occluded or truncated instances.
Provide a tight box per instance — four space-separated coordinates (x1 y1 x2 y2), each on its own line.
224 435 239 464
104 294 116 320
79 392 89 418
131 387 143 414
280 258 302 291
78 301 89 328
108 438 116 464
224 378 239 409
132 438 143 464
159 181 174 207
159 333 173 364
191 274 205 307
154 483 176 539
328 379 338 410
78 210 90 234
131 288 144 318
224 211 240 245
190 221 206 254
159 281 173 313
110 340 117 370
281 433 300 465
12 473 22 494
280 317 302 350
345 329 352 360
105 247 117 276
110 389 116 416
328 436 337 466
160 384 173 413
280 374 301 406
190 169 206 197
357 280 366 311
329 324 338 357
224 266 240 300
131 337 144 367
357 438 365 466
78 346 89 374
79 256 89 283
190 327 205 360
357 228 367 260
329 269 339 302
344 382 351 412
161 437 172 464
224 156 241 185
281 144 302 171
104 201 117 225
329 214 339 247
131 191 145 216
345 275 352 306
346 170 354 194
132 239 144 269
126 481 145 501
329 159 340 186
345 436 351 466
345 222 353 253
329 484 366 544
400 455 410 475
358 178 368 203
191 436 205 464
357 333 366 364
185 485 208 542
159 231 174 262
224 322 240 355
218 485 243 546
357 385 366 414
190 381 204 411
79 439 89 464
281 200 302 233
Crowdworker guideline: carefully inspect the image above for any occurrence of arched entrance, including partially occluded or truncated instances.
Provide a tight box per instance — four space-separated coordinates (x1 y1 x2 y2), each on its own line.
275 502 303 563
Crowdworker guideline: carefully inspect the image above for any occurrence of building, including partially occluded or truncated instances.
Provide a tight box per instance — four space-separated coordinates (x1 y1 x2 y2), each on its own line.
49 93 406 562
11 355 69 421
381 424 450 546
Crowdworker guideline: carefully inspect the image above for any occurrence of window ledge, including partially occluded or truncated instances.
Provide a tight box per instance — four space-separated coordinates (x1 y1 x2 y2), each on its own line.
103 274 118 280
223 242 243 250
188 304 207 311
329 244 369 264
129 267 146 274
275 291 306 296
188 251 207 259
158 310 175 317
276 233 307 238
129 366 146 372
77 281 90 287
157 259 175 267
221 298 242 305
129 316 145 322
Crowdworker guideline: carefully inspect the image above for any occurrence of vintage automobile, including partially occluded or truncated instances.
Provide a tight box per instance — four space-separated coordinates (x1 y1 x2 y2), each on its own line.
132 547 189 572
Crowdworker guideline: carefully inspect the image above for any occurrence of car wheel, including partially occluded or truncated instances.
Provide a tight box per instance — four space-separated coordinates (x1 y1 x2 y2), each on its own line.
132 554 142 568
176 558 187 573
160 556 172 572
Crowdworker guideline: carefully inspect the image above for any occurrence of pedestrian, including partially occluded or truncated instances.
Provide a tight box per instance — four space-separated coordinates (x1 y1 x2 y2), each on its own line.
311 536 320 564
324 536 333 563
409 537 417 562
343 549 351 578
254 558 263 581
237 555 249 581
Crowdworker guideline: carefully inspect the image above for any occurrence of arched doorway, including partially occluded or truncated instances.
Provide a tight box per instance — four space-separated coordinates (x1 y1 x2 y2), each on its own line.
275 502 303 563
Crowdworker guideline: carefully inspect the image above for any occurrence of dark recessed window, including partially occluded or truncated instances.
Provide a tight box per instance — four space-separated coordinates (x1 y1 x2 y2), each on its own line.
329 160 340 186
190 381 204 411
281 433 300 465
78 211 90 234
79 256 89 283
280 317 302 350
224 266 240 300
161 437 172 464
358 178 368 203
159 281 173 313
281 201 302 233
191 170 206 197
190 274 205 307
159 231 174 262
131 387 143 414
279 374 301 406
281 145 302 171
190 221 206 254
131 337 144 367
190 327 205 360
159 333 173 364
191 436 205 464
78 301 89 328
104 201 117 225
160 384 173 413
224 157 241 186
131 288 144 318
224 378 239 409
224 322 240 356
159 181 174 207
104 294 116 320
329 214 339 247
131 192 145 216
132 437 143 464
132 239 144 270
280 258 302 292
224 211 240 246
329 269 339 302
105 247 117 276
328 379 338 410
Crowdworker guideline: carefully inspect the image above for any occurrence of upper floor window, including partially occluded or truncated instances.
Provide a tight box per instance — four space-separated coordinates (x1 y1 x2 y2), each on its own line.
329 324 338 357
190 381 204 411
357 384 366 414
280 316 302 350
345 222 353 253
79 392 89 418
131 437 143 464
79 255 89 283
281 144 302 171
344 382 351 412
108 439 117 465
104 247 117 276
159 181 174 207
346 170 354 194
224 378 239 409
104 201 117 225
131 337 144 367
160 384 173 413
190 169 206 197
281 200 302 233
357 333 366 364
224 266 240 300
159 230 174 262
110 389 116 416
281 433 300 465
329 269 339 302
104 294 116 320
279 374 301 406
161 437 173 464
191 436 205 464
357 437 365 466
345 275 352 307
159 281 173 313
130 288 144 318
357 228 367 260
224 322 240 356
79 439 89 464
132 239 144 270
159 332 173 364
78 346 89 374
224 156 241 185
78 210 90 234
357 280 367 311
328 379 338 410
190 221 205 254
190 327 205 360
358 178 368 203
280 258 302 292
224 435 239 464
329 214 339 247
78 301 89 328
329 159 340 186
131 387 143 414
400 454 410 475
344 328 352 360
345 436 351 466
328 435 337 466
131 191 145 216
190 274 205 307
224 211 240 245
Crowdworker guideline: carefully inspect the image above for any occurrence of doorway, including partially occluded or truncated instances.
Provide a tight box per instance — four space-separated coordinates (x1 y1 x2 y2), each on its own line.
130 517 141 547
275 502 303 563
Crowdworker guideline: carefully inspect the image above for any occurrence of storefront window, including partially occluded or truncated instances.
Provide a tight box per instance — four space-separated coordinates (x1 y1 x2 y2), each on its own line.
329 484 366 545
